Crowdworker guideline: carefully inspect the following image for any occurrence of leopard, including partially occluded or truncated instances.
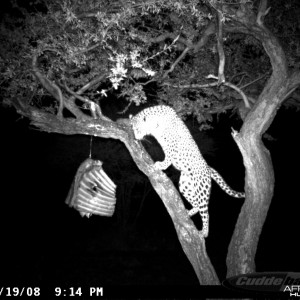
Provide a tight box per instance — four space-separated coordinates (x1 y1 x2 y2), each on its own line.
130 105 245 238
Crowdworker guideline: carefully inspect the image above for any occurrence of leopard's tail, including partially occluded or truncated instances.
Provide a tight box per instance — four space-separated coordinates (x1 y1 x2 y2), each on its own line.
210 167 245 198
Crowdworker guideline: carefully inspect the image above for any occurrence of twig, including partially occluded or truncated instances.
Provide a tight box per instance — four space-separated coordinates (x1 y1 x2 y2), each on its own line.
240 73 268 90
163 47 190 79
63 80 112 120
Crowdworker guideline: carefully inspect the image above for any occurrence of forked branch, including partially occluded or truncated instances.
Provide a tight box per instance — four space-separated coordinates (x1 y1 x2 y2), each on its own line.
32 52 64 118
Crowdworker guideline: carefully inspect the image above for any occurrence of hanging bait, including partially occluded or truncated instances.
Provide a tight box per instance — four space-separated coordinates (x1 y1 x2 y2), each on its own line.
65 158 117 218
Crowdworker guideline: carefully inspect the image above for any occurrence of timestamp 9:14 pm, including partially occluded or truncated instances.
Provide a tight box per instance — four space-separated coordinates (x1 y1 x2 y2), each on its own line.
55 287 104 297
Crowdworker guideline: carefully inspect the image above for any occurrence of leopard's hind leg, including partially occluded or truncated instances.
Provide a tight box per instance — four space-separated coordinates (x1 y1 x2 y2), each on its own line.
179 172 210 238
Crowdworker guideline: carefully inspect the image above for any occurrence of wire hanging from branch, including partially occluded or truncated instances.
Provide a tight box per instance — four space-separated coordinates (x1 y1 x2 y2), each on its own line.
89 136 93 159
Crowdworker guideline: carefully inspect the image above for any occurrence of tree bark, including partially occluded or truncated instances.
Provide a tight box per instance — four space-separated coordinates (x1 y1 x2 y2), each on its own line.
225 1 300 276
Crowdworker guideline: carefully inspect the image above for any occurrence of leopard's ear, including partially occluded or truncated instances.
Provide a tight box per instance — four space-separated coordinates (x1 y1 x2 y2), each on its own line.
129 114 133 120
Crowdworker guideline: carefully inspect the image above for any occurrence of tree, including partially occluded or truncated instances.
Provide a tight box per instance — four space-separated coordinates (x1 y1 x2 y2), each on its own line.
1 0 299 286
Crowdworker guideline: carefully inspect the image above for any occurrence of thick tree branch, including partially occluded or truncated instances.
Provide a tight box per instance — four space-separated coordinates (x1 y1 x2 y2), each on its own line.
193 23 216 53
163 79 250 108
216 11 225 84
136 21 215 54
26 107 219 285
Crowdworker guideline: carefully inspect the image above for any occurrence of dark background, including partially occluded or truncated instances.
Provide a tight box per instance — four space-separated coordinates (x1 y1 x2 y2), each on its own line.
0 104 299 291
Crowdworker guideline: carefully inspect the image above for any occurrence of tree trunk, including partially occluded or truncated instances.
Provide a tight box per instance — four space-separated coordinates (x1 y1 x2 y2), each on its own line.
223 0 300 277
226 72 299 277
227 122 274 276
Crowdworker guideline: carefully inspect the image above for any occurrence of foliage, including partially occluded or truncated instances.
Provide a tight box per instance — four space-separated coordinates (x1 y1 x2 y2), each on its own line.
0 0 299 124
